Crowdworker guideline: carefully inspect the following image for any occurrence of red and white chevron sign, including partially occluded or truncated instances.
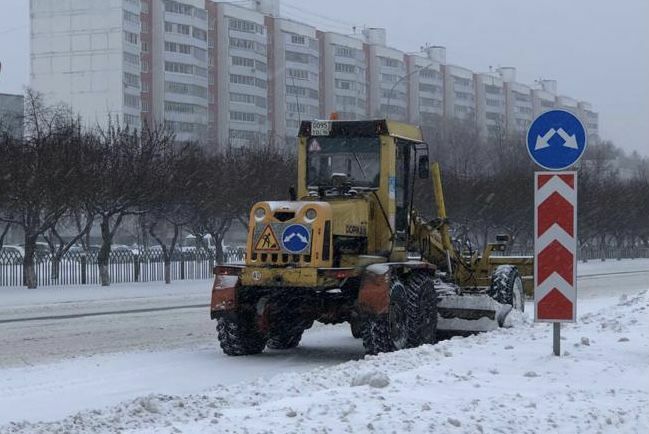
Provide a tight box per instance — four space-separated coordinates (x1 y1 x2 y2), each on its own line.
534 172 577 322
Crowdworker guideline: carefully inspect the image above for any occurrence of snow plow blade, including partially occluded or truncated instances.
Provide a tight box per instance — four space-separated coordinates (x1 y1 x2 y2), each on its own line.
436 294 511 339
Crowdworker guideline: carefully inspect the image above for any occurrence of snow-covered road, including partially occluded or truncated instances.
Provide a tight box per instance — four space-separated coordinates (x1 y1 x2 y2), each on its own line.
0 259 647 432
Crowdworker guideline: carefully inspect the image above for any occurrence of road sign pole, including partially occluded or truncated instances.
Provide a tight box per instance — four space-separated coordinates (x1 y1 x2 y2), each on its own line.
553 323 560 356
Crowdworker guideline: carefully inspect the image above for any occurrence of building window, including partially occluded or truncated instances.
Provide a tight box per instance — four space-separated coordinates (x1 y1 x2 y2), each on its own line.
286 51 311 64
287 85 317 99
290 34 305 45
288 69 309 80
455 91 473 101
123 10 140 26
255 60 267 72
124 31 139 45
335 79 353 90
165 61 193 74
380 57 402 68
193 47 207 61
232 56 254 67
381 73 398 83
484 84 502 95
453 76 471 87
123 72 140 89
165 41 192 54
229 18 263 34
178 24 190 35
230 74 255 86
141 41 149 52
419 69 440 79
194 66 207 77
164 21 173 32
230 111 256 122
229 37 255 50
193 28 207 41
123 51 140 66
419 97 441 108
123 114 139 126
335 46 354 58
142 80 150 93
514 93 530 102
124 93 140 109
419 83 440 93
141 1 149 14
141 59 149 72
165 101 207 115
166 81 208 97
335 63 355 74
165 0 193 16
141 20 148 33
142 100 150 113
194 9 207 20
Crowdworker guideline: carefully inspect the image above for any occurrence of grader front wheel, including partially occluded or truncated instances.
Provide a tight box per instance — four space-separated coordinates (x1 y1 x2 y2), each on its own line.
489 265 525 312
361 272 437 355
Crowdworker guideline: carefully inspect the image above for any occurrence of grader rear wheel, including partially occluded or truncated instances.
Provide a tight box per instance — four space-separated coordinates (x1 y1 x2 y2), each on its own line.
216 311 267 356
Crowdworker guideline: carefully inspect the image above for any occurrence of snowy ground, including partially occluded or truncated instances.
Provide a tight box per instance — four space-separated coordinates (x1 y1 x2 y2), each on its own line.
0 259 647 433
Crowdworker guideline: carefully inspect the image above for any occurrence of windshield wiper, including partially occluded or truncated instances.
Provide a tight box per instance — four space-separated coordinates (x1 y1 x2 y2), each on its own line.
352 151 368 181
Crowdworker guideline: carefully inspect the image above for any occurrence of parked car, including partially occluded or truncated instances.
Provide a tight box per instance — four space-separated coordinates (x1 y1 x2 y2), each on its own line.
18 242 51 262
146 245 183 260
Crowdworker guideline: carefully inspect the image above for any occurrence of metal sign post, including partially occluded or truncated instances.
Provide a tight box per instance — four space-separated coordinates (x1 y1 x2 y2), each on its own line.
526 110 587 356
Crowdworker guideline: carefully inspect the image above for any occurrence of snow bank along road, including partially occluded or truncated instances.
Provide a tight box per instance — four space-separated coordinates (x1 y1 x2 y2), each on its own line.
0 259 647 432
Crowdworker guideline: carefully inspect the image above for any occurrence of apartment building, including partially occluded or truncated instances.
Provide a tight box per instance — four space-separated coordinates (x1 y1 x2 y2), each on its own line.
531 80 557 118
30 0 599 146
267 17 320 143
474 72 506 137
363 28 407 121
443 64 475 122
578 101 599 142
496 67 533 134
0 93 24 138
31 0 143 130
159 0 209 142
405 46 444 126
319 31 368 120
209 2 270 148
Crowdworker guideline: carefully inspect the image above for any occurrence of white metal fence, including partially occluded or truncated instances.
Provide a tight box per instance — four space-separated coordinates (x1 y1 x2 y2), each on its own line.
0 249 243 287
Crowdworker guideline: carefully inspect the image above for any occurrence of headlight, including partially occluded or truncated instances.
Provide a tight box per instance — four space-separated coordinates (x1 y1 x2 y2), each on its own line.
305 208 317 220
254 207 266 219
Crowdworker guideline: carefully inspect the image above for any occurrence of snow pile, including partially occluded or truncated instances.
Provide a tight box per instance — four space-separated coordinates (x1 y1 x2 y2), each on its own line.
2 290 647 434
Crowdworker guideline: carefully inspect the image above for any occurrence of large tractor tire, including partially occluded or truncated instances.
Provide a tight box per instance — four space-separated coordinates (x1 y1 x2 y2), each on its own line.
350 319 363 339
216 310 267 356
266 320 312 350
408 271 438 345
266 330 304 350
361 271 437 355
488 265 525 312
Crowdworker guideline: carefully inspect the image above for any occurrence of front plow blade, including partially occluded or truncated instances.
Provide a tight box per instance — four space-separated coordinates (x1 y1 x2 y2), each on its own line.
437 294 510 339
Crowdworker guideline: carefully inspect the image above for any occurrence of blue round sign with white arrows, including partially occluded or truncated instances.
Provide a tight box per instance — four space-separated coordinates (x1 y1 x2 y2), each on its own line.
281 224 310 254
526 109 587 170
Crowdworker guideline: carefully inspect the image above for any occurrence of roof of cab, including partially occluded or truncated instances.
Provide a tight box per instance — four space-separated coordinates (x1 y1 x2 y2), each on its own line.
298 119 423 143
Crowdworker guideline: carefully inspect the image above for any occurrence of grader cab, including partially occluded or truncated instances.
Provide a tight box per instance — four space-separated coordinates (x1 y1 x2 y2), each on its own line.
210 119 532 355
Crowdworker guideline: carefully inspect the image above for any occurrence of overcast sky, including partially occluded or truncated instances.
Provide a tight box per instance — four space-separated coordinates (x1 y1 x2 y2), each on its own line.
1 0 647 155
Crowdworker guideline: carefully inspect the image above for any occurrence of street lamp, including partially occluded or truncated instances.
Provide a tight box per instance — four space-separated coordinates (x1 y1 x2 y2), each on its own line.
386 61 438 120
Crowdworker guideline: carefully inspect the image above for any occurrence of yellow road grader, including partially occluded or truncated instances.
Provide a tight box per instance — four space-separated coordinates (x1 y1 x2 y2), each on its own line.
210 119 533 355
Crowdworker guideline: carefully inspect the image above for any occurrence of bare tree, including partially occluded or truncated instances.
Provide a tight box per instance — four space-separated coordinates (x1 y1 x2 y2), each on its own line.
0 91 85 288
147 143 202 283
86 122 174 286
